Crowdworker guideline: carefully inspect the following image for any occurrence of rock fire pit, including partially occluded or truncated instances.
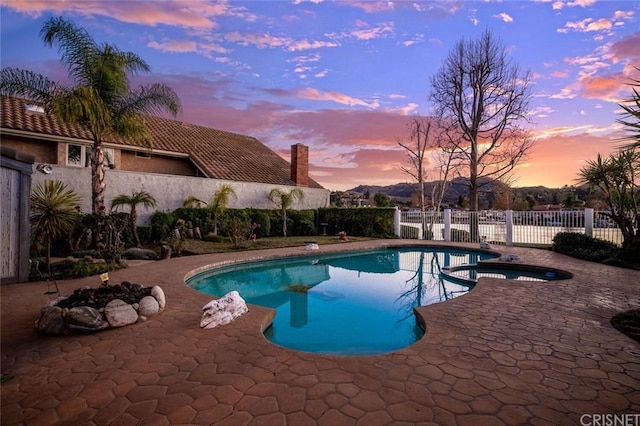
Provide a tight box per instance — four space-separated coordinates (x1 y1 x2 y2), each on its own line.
37 281 166 335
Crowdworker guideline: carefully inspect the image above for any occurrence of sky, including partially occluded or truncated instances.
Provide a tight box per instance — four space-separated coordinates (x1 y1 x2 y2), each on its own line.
1 1 638 191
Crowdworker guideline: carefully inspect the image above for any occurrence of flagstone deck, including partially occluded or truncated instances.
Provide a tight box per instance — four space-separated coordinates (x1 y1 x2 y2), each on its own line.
2 240 639 425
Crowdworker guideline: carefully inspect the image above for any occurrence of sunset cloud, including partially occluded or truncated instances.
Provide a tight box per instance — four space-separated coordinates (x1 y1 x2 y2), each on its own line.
293 88 379 108
579 73 628 102
147 39 228 56
610 32 640 63
1 0 230 29
493 13 514 23
1 0 633 191
348 2 395 13
559 17 612 33
348 22 395 41
224 32 339 51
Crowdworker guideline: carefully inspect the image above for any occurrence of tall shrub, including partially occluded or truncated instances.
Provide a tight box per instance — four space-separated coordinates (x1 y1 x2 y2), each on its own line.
30 180 81 273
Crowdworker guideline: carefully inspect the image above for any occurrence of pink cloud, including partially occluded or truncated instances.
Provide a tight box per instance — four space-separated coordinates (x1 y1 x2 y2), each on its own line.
294 88 378 108
147 39 228 57
2 0 222 29
349 22 395 41
348 2 395 13
147 40 198 54
562 17 612 33
579 72 628 101
610 32 640 63
224 32 339 51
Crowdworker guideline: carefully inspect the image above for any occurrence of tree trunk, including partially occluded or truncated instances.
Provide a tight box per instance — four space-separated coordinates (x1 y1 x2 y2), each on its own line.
282 209 288 237
46 241 51 275
469 142 480 242
91 142 106 214
131 208 141 247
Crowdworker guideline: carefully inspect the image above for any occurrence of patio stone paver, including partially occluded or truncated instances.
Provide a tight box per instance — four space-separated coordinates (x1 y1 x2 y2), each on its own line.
2 240 639 425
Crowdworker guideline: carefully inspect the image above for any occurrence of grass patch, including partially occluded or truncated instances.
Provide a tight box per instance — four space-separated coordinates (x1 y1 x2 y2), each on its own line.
178 236 375 255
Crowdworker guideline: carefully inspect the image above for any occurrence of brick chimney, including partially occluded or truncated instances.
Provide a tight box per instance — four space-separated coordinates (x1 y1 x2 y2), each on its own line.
291 143 309 186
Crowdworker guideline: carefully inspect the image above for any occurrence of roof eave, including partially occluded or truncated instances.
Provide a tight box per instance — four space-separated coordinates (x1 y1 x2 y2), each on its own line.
1 127 191 159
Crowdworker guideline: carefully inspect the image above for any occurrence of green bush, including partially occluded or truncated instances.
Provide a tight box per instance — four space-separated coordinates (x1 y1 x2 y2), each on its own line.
219 209 251 237
552 232 619 262
137 225 152 245
49 259 111 279
150 211 176 242
247 209 271 238
172 207 212 232
318 208 396 238
288 210 317 236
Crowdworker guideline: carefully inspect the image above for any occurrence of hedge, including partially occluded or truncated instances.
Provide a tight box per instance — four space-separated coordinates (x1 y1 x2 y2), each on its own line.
318 208 396 238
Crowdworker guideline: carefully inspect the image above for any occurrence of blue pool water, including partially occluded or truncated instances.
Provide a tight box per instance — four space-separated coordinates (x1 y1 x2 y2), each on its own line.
187 247 498 356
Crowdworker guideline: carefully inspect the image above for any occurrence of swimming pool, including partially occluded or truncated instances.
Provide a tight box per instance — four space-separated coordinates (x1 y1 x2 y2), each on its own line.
187 247 499 356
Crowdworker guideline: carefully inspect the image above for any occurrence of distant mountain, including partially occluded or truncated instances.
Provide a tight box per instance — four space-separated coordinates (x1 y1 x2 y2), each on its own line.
345 178 594 209
348 177 503 205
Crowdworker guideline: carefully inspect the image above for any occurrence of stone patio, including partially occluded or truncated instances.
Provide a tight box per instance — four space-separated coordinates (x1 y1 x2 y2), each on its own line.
1 240 639 425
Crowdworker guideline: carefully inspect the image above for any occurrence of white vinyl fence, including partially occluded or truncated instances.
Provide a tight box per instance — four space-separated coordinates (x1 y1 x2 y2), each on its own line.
396 208 624 247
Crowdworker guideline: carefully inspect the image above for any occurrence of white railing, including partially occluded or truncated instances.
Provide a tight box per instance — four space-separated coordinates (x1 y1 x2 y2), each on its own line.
396 208 624 247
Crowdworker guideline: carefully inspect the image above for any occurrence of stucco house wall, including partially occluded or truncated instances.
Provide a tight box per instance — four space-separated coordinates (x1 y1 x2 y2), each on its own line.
2 95 330 224
32 165 330 224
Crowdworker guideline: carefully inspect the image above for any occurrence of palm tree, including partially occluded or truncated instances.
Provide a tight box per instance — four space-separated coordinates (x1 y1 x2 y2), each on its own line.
111 191 157 247
268 188 305 237
617 69 640 150
31 180 81 274
577 149 639 259
182 195 207 208
0 17 181 214
209 185 237 236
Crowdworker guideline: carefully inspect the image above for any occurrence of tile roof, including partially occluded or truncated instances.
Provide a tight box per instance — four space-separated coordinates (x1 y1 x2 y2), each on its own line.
0 95 324 189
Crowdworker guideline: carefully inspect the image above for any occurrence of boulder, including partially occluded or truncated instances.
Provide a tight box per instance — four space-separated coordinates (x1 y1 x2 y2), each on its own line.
151 286 166 311
200 291 248 329
138 296 160 317
104 299 139 327
122 247 158 260
193 227 202 240
66 306 109 332
37 306 66 335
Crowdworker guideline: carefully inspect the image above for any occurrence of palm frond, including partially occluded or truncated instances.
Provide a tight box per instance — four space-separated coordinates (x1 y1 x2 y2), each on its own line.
183 195 207 208
40 16 98 86
0 68 60 106
111 191 157 212
112 114 153 146
123 83 182 117
30 180 81 240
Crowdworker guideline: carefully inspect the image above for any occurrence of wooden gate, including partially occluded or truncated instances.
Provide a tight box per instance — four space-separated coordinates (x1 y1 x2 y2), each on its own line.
1 146 34 284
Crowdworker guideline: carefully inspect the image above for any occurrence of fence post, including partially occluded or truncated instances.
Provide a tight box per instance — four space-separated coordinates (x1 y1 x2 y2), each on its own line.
584 208 594 237
444 209 451 242
505 210 514 246
394 207 401 238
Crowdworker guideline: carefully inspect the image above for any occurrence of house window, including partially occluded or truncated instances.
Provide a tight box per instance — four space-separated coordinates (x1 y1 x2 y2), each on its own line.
135 151 151 159
66 144 115 168
67 144 84 166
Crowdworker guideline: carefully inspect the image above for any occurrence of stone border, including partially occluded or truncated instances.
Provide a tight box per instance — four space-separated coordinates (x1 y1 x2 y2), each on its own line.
36 283 166 335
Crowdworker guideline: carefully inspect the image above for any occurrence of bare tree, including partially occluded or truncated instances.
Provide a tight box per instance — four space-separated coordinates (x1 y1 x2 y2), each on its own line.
397 116 458 239
429 29 534 218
